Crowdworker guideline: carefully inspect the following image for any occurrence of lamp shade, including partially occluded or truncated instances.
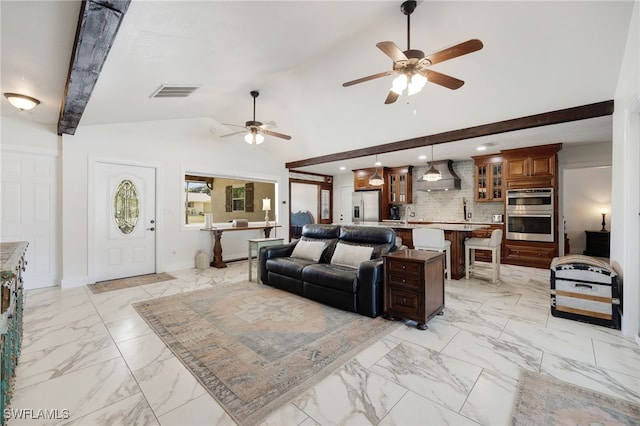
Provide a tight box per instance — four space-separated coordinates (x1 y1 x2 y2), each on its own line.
4 93 40 111
368 171 384 186
423 165 442 182
262 198 271 211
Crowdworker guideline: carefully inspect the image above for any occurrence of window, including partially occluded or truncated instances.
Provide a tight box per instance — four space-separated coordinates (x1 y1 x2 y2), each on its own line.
232 186 245 211
183 172 275 226
184 175 213 225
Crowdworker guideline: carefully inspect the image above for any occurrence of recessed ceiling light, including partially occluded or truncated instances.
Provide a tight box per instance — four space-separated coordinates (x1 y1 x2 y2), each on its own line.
476 145 487 151
375 161 382 166
418 155 427 160
339 166 346 170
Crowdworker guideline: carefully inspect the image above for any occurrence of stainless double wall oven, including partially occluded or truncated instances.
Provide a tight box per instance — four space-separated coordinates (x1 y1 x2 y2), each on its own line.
506 188 554 242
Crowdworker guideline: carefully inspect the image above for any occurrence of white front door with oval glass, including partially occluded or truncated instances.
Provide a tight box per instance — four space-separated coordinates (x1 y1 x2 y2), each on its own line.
94 162 156 282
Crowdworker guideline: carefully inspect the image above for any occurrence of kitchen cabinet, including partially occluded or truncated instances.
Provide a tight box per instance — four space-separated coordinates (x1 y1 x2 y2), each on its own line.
383 250 445 330
502 144 561 189
472 154 504 202
387 166 413 204
353 167 388 191
503 241 556 268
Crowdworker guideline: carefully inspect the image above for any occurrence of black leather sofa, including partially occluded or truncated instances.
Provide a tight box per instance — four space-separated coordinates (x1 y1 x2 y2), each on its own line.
259 224 397 318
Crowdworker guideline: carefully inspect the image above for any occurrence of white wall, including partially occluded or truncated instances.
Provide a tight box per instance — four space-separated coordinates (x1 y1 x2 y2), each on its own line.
290 182 317 222
611 0 639 338
60 117 289 287
562 166 612 254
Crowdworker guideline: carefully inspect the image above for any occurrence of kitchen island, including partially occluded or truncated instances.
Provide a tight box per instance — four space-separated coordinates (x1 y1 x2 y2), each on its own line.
384 222 491 280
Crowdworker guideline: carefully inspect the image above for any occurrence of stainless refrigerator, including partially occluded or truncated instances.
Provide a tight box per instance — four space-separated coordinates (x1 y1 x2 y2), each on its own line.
352 191 381 223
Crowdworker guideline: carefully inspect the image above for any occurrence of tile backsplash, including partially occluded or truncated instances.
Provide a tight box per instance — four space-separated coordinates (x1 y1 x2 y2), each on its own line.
399 160 504 223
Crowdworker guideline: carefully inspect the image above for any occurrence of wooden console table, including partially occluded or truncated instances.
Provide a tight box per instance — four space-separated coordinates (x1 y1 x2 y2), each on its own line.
382 249 445 330
202 225 280 268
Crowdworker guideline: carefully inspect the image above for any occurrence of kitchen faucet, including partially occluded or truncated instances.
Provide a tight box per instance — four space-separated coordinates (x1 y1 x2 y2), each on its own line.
404 206 413 225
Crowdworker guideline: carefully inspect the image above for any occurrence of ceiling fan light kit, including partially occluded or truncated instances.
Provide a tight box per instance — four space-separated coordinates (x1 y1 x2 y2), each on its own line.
221 90 291 144
343 0 483 104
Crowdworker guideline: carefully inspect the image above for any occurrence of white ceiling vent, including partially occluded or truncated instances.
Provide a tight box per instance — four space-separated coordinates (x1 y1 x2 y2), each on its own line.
150 85 199 98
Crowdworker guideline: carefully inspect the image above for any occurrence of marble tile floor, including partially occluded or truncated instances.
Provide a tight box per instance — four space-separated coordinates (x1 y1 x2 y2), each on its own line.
8 261 640 426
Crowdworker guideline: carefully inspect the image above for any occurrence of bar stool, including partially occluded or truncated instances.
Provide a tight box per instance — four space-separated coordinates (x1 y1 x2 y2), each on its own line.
465 229 503 283
412 228 452 280
248 238 284 282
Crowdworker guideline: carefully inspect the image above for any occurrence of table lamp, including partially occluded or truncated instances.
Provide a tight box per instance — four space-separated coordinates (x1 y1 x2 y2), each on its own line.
600 208 607 232
263 198 271 226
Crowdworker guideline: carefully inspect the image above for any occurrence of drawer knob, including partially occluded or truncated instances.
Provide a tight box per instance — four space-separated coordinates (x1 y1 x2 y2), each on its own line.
401 265 406 269
401 278 406 283
402 297 407 305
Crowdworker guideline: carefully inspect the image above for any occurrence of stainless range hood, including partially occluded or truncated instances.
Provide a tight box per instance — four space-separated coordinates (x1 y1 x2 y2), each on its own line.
416 160 462 191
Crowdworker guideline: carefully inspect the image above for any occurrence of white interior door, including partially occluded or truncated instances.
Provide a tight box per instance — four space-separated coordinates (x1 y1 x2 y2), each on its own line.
1 150 58 289
340 185 353 224
94 162 156 282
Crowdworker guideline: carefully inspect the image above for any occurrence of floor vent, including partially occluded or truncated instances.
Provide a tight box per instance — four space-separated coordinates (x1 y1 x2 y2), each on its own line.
150 85 199 98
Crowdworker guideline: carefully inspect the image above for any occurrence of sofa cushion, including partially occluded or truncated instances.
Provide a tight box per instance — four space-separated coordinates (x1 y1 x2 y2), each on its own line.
266 257 316 278
301 224 341 263
291 239 327 262
330 242 373 269
339 226 396 258
302 264 358 293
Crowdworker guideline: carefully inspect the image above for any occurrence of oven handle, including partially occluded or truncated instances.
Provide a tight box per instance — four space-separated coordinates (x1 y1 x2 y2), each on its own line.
506 213 553 217
507 193 552 198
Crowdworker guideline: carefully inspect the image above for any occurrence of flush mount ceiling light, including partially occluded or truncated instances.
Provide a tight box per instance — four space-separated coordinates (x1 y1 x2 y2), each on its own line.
423 144 442 182
369 155 385 186
4 93 40 111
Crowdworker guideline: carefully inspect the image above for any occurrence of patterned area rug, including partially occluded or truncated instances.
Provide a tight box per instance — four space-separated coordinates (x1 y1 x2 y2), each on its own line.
88 272 176 294
133 281 397 425
511 369 640 425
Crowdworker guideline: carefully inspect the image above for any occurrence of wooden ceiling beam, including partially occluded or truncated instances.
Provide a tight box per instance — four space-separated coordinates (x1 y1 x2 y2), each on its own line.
57 0 131 136
285 100 614 169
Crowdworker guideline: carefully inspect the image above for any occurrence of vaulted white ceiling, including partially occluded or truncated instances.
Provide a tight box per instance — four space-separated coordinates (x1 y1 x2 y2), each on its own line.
1 1 634 174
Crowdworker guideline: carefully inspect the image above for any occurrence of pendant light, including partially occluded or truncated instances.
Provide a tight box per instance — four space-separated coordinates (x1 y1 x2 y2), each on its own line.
423 145 442 182
369 155 384 186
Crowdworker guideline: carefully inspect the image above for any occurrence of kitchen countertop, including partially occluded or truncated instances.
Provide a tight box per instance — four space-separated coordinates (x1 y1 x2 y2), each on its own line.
348 222 491 231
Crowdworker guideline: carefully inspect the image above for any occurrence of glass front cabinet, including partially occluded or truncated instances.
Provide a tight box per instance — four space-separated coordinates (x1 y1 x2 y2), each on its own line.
387 166 413 204
473 154 504 202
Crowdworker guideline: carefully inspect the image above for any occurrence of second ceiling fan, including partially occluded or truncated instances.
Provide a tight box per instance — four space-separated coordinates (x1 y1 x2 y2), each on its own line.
343 0 483 104
221 90 291 145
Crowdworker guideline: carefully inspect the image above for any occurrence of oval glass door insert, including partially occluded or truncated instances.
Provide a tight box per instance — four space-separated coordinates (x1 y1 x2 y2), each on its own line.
114 179 139 234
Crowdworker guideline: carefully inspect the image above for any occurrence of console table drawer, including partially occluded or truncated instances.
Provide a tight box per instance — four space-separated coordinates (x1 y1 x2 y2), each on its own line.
386 259 422 276
388 273 421 289
386 287 422 317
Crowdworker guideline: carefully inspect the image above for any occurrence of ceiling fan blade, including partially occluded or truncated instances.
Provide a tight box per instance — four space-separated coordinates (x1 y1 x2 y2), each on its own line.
425 39 483 66
343 70 396 87
222 123 247 129
219 130 247 138
423 69 464 90
262 129 291 140
259 120 277 129
376 41 408 63
384 91 400 105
